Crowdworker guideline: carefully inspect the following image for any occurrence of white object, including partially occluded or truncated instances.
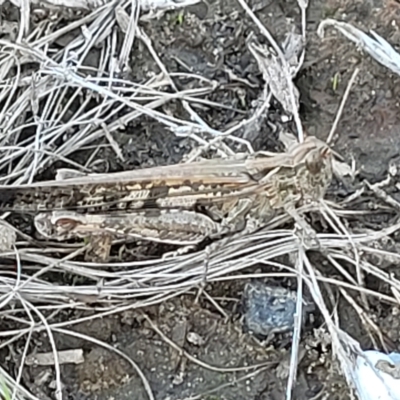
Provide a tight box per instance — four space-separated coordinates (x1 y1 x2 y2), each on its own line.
354 350 400 400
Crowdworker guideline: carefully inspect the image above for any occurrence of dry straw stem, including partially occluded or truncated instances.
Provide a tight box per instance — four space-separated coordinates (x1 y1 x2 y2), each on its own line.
0 2 249 191
0 3 399 400
318 19 400 77
0 367 36 400
0 0 310 192
246 33 300 118
236 0 305 142
1 205 400 309
3 191 400 398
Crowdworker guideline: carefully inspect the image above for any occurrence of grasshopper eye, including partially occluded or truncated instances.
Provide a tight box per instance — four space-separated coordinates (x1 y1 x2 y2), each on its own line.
305 147 331 174
321 147 331 157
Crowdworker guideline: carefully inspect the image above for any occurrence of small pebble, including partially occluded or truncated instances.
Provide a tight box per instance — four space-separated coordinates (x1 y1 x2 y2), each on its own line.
242 281 314 337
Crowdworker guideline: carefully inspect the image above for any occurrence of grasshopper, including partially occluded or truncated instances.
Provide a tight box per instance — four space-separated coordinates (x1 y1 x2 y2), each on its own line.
0 136 333 261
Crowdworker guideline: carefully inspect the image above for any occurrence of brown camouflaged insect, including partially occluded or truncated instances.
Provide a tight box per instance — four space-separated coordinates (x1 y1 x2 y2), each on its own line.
0 136 333 261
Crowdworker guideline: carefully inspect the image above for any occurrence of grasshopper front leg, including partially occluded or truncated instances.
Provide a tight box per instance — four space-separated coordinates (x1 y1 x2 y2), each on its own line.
284 205 320 250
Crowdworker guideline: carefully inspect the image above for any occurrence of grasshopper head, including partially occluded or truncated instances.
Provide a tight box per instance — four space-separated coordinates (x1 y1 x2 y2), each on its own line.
305 143 332 175
296 137 333 201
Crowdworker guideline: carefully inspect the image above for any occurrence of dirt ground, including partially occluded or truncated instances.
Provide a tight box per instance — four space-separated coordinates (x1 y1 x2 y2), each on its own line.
2 0 400 399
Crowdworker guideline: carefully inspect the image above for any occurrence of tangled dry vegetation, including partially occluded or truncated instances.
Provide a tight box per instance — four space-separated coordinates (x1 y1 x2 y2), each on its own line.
1 0 400 399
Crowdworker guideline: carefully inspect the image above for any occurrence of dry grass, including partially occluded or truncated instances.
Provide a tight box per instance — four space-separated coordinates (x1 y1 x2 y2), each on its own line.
1 1 400 400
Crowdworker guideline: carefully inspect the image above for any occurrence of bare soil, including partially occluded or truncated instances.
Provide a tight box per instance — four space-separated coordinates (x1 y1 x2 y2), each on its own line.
2 0 400 399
